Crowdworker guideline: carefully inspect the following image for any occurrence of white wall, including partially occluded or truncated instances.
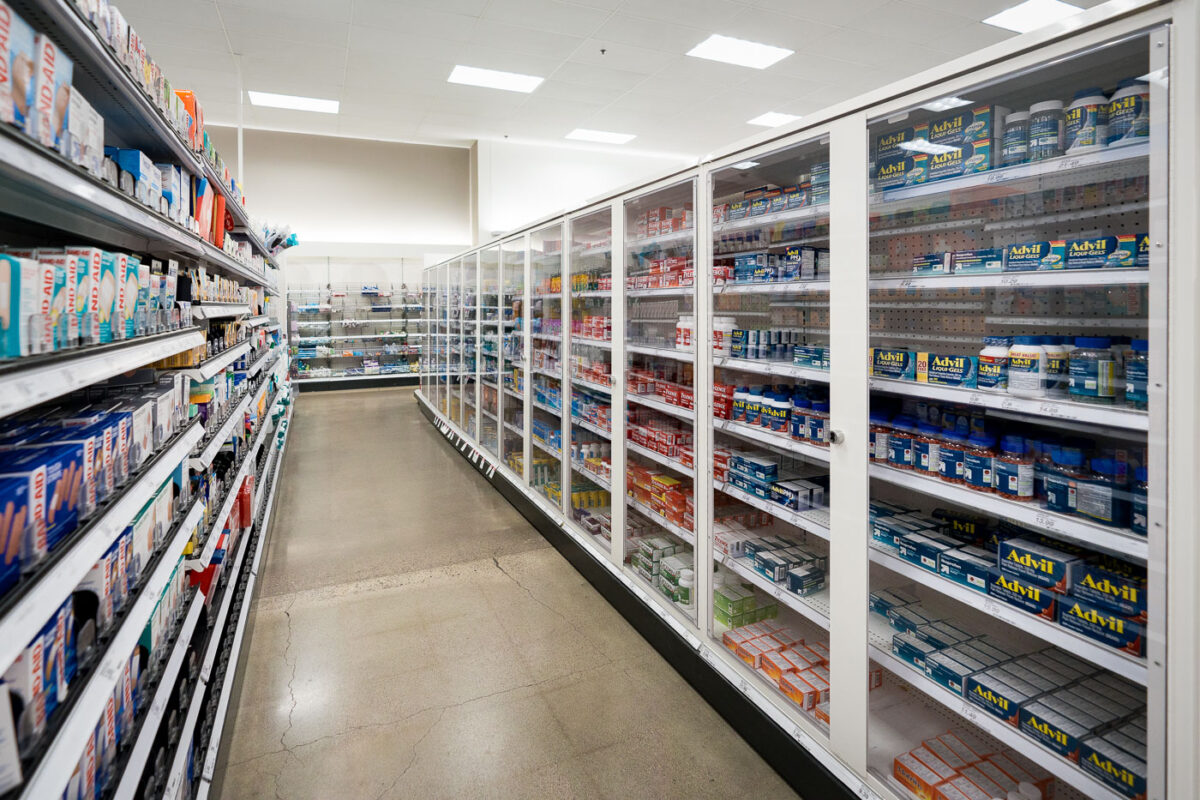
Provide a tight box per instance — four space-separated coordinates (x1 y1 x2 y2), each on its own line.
475 140 695 241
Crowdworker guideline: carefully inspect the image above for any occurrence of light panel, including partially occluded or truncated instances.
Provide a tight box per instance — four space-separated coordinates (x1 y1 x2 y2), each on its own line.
247 91 339 114
982 0 1084 33
566 129 636 144
448 65 544 93
747 111 802 128
687 34 793 69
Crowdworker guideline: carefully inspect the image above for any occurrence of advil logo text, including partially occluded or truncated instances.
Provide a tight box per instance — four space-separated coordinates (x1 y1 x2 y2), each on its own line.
877 161 906 178
1006 549 1055 574
1025 715 1068 745
996 572 1041 600
1067 602 1125 634
1087 752 1136 787
1079 574 1140 605
931 150 962 166
972 684 1008 711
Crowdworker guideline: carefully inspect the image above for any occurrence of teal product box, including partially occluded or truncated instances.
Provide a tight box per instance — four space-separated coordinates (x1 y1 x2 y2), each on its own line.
766 188 786 214
1080 736 1147 799
870 348 916 380
1059 596 1145 657
784 184 809 209
29 33 74 152
731 453 779 482
1 254 42 357
965 670 1036 725
927 105 1008 148
1020 701 1091 759
792 345 828 369
872 516 923 550
875 123 930 160
912 253 950 275
950 248 1004 274
1064 235 1139 269
811 184 829 205
925 650 983 695
915 621 975 650
869 587 919 617
749 195 771 217
1004 240 1066 271
917 353 978 388
1070 560 1147 622
97 250 119 343
999 537 1081 593
989 569 1057 620
728 200 749 220
727 470 773 501
873 153 927 189
898 531 954 572
809 161 829 186
926 141 993 182
120 255 142 338
892 631 939 671
938 546 994 593
888 604 940 632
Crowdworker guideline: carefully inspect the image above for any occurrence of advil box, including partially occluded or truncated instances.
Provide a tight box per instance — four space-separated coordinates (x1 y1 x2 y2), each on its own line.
1058 596 1145 657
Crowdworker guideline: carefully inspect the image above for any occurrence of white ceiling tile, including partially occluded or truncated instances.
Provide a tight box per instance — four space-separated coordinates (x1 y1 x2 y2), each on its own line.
154 45 240 76
218 0 353 22
531 79 628 105
620 0 749 28
942 20 1017 51
851 0 976 42
220 7 350 51
546 61 650 89
717 9 840 56
567 39 677 73
117 0 224 30
559 0 625 10
590 12 709 52
481 0 611 36
469 18 586 60
747 0 892 28
651 55 754 91
118 19 230 54
736 70 828 102
242 107 344 133
349 1 478 38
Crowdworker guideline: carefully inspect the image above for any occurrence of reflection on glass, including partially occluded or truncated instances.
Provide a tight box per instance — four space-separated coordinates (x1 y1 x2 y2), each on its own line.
864 37 1153 800
479 247 500 455
501 239 527 474
531 224 565 506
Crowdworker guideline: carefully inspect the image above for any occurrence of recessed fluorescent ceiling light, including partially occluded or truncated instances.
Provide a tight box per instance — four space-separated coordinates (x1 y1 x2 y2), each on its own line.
730 161 760 169
448 65 543 93
982 0 1083 33
247 90 338 114
747 111 801 128
899 140 960 155
920 96 973 112
687 34 793 69
566 128 636 144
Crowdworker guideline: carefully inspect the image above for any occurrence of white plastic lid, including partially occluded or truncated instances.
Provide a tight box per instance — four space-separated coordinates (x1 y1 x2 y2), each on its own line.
680 568 694 579
1018 783 1041 800
1005 111 1030 123
1030 99 1065 113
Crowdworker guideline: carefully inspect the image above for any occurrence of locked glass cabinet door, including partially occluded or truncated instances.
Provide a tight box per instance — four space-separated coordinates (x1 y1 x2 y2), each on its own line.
480 246 501 455
460 254 479 436
622 178 698 623
567 207 615 552
530 223 566 508
863 31 1160 800
501 237 527 476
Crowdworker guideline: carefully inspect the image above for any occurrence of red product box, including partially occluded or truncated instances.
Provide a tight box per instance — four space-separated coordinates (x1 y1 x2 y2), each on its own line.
713 203 729 224
680 447 694 469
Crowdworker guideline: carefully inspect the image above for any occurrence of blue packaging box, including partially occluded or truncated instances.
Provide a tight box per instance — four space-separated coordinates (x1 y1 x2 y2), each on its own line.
888 604 940 632
870 348 915 380
1135 233 1150 267
727 200 749 220
989 569 1057 620
925 650 984 696
915 621 974 650
0 444 84 558
786 564 825 596
927 105 1006 148
1004 240 1066 271
872 517 923 550
912 253 950 275
1020 701 1092 760
937 546 994 593
965 670 1037 725
950 248 1004 275
809 161 829 186
869 587 918 617
1059 596 1145 658
754 551 789 582
766 188 786 214
1064 235 1139 269
873 153 927 189
917 353 978 388
0 477 27 597
999 537 1080 593
892 631 939 671
898 531 953 572
875 124 930 160
1069 560 1147 622
784 184 809 209
1080 736 1147 799
926 141 993 182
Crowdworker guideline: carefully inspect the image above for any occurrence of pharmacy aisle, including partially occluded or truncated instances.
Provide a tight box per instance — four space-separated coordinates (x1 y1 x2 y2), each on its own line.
210 387 801 799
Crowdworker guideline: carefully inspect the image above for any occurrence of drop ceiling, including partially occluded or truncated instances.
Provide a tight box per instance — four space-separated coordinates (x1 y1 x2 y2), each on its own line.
114 0 1108 158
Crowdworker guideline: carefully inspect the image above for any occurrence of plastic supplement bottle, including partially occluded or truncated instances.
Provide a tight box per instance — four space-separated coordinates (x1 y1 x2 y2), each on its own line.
978 336 1012 391
962 432 998 493
1125 339 1149 410
1064 87 1109 153
791 391 811 441
1001 111 1030 167
1042 335 1071 396
1107 78 1150 146
1044 446 1087 514
887 416 917 470
1068 336 1116 404
1130 467 1148 535
914 422 943 477
869 411 892 462
744 386 764 426
938 430 969 484
732 386 749 423
1078 458 1130 528
994 436 1035 501
678 569 694 609
1028 100 1065 161
1007 336 1047 397
807 401 830 446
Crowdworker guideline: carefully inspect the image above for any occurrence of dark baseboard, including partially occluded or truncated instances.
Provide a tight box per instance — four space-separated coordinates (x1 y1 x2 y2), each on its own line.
295 375 420 392
417 396 855 800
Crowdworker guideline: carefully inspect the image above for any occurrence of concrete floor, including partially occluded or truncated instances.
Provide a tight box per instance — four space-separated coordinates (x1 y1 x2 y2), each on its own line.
211 387 800 799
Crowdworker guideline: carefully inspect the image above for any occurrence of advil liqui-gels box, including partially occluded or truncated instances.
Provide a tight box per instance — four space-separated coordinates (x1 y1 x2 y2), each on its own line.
874 153 927 189
875 123 930 160
871 348 916 380
927 105 1008 149
1004 240 1065 271
917 353 978 388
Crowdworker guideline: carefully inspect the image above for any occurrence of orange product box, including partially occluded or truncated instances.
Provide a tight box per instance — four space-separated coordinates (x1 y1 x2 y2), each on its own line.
757 634 789 653
868 666 883 691
807 641 830 664
760 650 798 682
774 628 804 648
779 671 820 710
948 730 998 760
984 753 1052 797
722 628 754 652
814 701 830 724
797 668 830 704
911 746 960 785
933 734 983 768
735 639 770 669
967 761 1019 797
784 646 821 671
680 447 694 469
932 783 976 800
922 737 970 771
956 766 1008 799
895 752 951 800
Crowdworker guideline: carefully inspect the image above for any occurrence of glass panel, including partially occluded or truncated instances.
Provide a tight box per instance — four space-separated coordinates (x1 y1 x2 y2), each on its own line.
531 224 565 506
622 179 697 622
448 259 463 424
501 238 527 474
480 247 501 455
706 138 834 735
567 208 615 552
865 36 1154 800
437 264 448 415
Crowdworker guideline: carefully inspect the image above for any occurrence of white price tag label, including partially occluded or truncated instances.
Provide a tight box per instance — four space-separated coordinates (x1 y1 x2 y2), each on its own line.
1000 275 1023 286
985 171 1009 184
960 701 980 723
1034 512 1058 530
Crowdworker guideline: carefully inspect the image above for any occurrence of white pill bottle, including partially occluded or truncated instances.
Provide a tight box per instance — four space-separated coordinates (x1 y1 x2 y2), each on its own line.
1107 78 1150 146
1064 87 1109 153
1008 336 1047 397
